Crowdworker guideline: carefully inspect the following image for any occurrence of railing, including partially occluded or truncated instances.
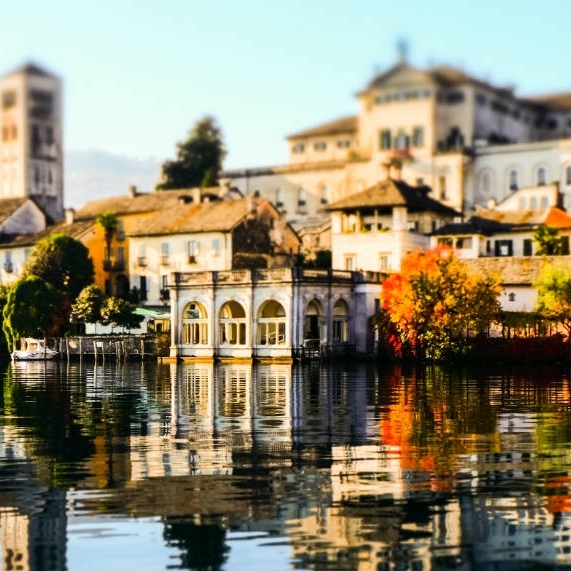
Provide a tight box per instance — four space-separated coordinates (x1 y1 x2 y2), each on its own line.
103 260 126 271
173 268 384 286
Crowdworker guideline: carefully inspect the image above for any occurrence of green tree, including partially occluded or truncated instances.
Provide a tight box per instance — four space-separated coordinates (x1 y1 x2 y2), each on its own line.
23 233 95 301
96 211 118 266
100 297 144 332
156 116 226 190
3 276 62 351
71 285 106 325
533 226 565 256
534 263 571 336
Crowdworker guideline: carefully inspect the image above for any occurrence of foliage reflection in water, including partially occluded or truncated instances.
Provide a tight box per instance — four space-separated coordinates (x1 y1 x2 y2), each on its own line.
1 360 571 570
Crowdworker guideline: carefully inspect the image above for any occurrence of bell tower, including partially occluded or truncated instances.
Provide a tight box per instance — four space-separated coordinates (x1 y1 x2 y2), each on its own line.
0 62 64 221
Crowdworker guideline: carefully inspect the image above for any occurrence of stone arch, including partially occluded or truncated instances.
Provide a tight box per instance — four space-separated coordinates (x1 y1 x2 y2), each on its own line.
332 298 349 343
218 300 247 345
304 299 323 342
182 300 209 345
257 299 286 345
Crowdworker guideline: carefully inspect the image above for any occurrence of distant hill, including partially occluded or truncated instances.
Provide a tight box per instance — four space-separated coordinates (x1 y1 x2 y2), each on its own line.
64 150 162 209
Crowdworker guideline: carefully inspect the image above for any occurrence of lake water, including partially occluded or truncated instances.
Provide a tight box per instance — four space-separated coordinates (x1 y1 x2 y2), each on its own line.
1 359 571 571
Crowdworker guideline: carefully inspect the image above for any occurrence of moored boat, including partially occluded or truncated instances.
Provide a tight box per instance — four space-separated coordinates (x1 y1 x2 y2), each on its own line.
12 338 59 361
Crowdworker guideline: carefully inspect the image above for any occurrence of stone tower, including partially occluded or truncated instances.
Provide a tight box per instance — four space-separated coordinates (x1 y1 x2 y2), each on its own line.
0 62 64 221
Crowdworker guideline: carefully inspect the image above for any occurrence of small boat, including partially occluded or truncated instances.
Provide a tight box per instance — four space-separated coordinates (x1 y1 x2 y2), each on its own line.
12 338 59 361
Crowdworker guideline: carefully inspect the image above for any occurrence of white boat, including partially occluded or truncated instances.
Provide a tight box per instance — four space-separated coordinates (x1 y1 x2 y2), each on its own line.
12 338 59 361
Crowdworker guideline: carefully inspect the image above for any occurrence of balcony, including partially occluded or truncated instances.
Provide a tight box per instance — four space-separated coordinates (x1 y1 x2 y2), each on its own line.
103 259 126 271
160 255 170 266
137 256 147 267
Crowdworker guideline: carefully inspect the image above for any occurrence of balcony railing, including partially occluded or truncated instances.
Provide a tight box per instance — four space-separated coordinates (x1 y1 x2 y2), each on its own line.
103 260 126 271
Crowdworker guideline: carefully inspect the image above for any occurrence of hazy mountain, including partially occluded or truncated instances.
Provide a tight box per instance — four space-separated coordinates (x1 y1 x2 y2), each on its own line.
64 150 163 209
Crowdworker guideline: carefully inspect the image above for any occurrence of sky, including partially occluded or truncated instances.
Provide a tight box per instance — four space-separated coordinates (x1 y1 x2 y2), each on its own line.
2 0 571 171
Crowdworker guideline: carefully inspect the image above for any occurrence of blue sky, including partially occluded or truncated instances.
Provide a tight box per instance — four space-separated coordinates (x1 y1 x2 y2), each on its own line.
2 0 570 170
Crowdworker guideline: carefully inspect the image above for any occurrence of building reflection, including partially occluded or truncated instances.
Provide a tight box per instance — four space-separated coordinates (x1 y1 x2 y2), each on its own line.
1 362 571 570
0 429 67 571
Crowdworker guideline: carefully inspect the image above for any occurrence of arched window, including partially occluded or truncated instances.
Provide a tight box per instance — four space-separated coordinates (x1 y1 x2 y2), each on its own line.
537 167 547 186
332 299 349 343
304 299 322 341
257 300 286 345
219 301 246 345
183 301 209 345
480 171 491 194
509 169 519 191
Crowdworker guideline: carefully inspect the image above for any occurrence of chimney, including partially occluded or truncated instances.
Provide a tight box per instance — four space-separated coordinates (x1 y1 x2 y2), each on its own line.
64 208 75 224
128 185 137 198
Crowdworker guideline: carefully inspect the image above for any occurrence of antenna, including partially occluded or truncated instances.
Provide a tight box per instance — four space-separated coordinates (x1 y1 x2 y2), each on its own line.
397 38 409 64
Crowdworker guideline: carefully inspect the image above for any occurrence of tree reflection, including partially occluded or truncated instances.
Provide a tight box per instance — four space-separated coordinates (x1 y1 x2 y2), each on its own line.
163 519 228 571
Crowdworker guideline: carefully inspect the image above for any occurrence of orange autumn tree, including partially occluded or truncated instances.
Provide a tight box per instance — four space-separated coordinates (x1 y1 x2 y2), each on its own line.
380 247 502 360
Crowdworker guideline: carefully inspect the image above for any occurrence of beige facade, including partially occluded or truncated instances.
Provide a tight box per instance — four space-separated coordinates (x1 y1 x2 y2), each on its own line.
222 55 571 249
0 63 64 222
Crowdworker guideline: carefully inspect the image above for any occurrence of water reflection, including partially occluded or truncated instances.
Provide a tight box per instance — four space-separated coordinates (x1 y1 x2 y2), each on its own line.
1 360 571 569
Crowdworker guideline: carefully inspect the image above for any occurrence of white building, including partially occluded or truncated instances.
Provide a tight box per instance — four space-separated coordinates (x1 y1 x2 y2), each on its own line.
222 51 571 243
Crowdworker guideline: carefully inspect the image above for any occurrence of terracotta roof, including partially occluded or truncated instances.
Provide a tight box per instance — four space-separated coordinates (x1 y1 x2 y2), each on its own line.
324 178 461 215
129 196 265 237
0 198 32 227
433 206 571 237
74 188 222 220
364 61 508 95
286 116 357 140
522 91 571 111
0 219 94 247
